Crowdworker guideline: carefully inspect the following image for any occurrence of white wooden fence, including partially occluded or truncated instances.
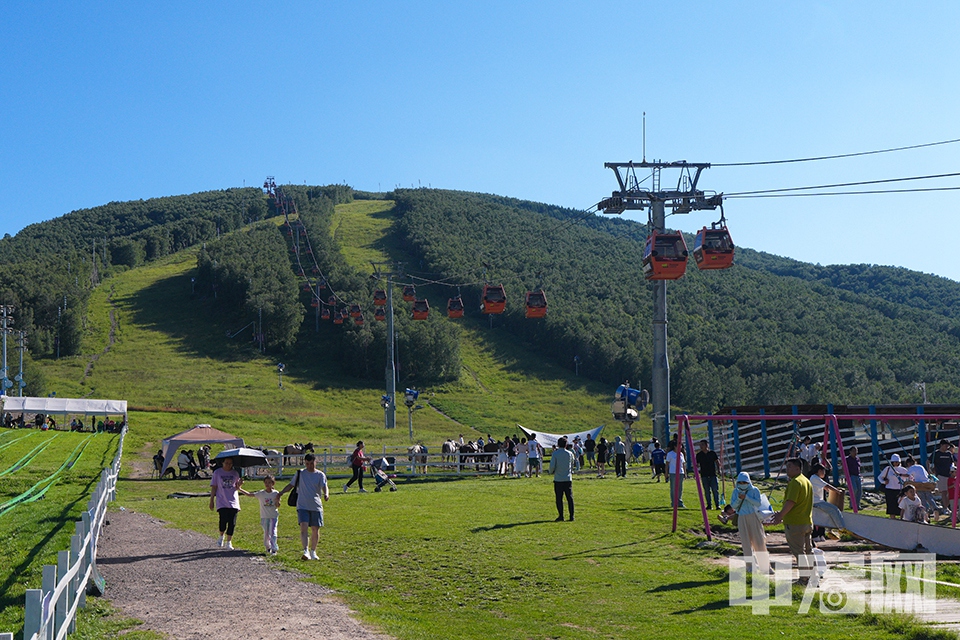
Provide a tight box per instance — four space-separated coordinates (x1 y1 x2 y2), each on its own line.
1 426 126 640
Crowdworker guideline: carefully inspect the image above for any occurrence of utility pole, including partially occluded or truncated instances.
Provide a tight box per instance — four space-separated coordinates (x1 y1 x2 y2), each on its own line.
599 161 722 445
0 305 13 397
373 263 403 430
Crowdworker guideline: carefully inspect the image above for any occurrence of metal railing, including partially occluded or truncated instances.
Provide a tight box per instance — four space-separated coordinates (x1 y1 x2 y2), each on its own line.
1 427 125 640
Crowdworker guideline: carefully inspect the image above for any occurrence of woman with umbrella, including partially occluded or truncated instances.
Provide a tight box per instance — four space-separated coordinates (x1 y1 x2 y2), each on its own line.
209 456 243 550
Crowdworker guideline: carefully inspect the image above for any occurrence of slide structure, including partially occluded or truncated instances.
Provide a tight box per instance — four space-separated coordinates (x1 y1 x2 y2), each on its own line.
814 502 960 557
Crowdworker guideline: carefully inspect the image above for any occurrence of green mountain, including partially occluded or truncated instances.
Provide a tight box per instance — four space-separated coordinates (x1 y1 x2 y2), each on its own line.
5 184 960 412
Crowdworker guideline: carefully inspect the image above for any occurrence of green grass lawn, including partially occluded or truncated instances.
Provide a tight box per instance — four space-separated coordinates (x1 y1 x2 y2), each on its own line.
112 468 955 640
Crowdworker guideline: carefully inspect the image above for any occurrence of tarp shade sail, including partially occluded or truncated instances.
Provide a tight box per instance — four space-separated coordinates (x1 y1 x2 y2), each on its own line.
160 424 244 476
516 424 605 449
1 396 128 417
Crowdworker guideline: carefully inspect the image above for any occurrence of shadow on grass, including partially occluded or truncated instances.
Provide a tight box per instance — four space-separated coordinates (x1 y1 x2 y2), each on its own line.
471 520 554 532
551 541 655 561
98 548 246 565
670 599 730 614
648 577 727 593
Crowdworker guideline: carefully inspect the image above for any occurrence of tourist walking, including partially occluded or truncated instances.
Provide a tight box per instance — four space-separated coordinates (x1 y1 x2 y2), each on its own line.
209 456 243 550
343 440 368 493
549 437 575 521
277 453 329 561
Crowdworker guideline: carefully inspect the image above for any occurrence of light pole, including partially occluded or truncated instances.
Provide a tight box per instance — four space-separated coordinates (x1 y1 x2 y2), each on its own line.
404 388 422 443
574 355 581 376
0 305 14 397
277 363 285 388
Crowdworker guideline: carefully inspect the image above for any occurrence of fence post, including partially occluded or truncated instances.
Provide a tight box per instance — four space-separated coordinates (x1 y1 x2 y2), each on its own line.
56 551 70 637
23 587 43 640
918 405 927 468
731 409 741 474
41 564 57 640
760 408 770 479
71 530 84 620
870 405 880 489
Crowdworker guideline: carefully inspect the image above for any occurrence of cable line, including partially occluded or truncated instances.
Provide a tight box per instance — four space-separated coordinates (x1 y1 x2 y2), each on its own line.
715 137 960 167
727 185 960 199
725 171 960 197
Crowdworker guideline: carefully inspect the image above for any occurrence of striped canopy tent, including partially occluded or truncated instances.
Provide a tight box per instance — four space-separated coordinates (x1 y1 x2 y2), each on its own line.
160 424 244 476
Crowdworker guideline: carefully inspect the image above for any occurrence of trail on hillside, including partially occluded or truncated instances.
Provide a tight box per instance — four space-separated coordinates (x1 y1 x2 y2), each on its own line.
83 286 120 382
98 509 392 640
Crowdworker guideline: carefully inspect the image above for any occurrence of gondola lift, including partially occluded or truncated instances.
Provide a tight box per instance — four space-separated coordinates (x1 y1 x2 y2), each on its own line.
447 295 464 319
693 214 735 270
349 303 363 318
373 289 387 306
402 285 417 302
642 229 688 280
481 284 506 314
412 298 430 320
524 289 547 319
374 308 386 321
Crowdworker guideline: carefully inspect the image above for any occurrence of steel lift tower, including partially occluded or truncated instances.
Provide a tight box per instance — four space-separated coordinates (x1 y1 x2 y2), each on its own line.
599 161 722 445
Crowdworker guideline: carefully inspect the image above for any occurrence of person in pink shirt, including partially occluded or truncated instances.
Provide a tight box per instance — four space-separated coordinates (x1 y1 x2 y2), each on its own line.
209 457 243 550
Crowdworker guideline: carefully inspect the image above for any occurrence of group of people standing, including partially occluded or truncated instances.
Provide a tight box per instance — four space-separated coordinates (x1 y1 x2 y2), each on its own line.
877 439 957 522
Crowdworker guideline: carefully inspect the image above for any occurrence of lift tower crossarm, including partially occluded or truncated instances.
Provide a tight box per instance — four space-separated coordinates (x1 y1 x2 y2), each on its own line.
600 162 719 214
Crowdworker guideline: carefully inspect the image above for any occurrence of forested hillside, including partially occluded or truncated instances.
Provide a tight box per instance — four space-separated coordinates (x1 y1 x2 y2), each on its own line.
7 183 960 412
393 188 960 409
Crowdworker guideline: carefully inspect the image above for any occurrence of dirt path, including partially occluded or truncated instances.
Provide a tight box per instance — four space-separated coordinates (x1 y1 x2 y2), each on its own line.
97 509 392 640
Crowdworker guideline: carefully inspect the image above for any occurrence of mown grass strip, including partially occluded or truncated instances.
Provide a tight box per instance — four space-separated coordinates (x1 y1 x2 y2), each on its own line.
0 431 37 452
0 434 60 477
0 435 94 517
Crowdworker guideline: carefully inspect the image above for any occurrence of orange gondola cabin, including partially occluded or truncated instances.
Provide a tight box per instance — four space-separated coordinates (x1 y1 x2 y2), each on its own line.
321 307 331 321
354 313 365 326
481 284 506 314
692 226 735 270
402 285 416 302
349 303 363 318
374 308 386 322
642 230 688 280
447 296 464 319
525 290 547 319
333 311 344 325
373 289 387 306
412 298 430 320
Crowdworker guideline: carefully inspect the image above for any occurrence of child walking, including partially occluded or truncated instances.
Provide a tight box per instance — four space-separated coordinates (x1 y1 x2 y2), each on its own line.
241 475 281 554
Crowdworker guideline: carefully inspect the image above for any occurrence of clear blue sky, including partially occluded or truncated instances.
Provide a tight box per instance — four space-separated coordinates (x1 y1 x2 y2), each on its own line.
3 2 959 279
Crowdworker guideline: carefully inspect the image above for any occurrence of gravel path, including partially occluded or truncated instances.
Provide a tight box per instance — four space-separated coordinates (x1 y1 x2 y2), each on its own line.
97 509 392 640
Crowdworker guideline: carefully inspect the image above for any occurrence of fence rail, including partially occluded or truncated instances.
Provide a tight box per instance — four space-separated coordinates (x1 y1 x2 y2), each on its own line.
0 427 126 640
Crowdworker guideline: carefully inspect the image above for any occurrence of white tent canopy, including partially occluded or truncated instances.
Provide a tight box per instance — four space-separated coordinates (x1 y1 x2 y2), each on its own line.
1 396 127 418
516 424 605 449
160 424 244 477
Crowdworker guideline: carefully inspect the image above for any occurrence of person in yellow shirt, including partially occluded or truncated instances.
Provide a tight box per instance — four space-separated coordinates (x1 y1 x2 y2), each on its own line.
770 458 813 583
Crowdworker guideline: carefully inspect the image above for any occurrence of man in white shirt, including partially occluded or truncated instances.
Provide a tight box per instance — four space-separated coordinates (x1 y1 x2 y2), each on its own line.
527 434 544 478
665 442 685 508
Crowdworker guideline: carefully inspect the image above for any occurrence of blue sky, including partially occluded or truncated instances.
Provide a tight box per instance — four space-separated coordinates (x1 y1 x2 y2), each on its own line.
3 2 959 279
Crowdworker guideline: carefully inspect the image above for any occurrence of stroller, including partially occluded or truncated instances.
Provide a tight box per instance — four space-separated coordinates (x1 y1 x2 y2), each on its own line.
372 457 398 492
